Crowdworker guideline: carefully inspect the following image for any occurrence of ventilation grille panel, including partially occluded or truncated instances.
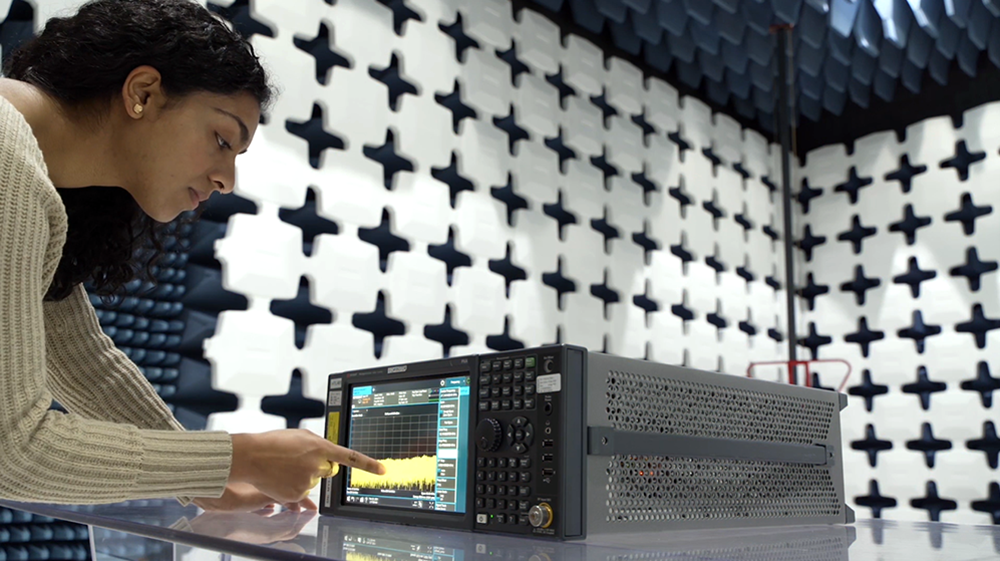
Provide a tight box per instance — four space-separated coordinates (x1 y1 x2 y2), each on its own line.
603 536 847 561
606 371 835 444
606 455 841 523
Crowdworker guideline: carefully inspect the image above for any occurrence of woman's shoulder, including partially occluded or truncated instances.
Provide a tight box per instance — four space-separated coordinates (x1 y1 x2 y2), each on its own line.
0 80 48 166
0 82 54 200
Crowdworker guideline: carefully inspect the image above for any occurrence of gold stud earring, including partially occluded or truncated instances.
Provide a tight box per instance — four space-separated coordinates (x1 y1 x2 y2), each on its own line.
133 103 143 115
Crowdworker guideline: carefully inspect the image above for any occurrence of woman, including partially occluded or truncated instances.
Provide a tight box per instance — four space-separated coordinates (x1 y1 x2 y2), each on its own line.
0 0 384 511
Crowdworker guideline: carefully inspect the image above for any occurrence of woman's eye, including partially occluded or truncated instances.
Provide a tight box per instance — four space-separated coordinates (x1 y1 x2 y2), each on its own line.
217 134 232 150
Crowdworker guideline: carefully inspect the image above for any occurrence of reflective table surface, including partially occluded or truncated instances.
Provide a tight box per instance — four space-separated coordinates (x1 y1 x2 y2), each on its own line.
2 499 998 561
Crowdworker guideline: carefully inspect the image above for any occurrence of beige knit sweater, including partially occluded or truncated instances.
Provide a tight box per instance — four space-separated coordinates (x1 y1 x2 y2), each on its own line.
0 95 233 503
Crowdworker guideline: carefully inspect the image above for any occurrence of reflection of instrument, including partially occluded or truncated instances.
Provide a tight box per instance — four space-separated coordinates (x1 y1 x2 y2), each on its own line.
322 345 851 540
316 516 858 561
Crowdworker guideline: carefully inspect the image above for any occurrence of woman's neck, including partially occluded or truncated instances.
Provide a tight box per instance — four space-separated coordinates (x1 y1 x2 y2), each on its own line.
0 78 122 189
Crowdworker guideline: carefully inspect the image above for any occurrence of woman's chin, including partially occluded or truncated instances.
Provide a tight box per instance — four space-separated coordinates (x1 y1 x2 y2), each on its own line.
142 204 182 224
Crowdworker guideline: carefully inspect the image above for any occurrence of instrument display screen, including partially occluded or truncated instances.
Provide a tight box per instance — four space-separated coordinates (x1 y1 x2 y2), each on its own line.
344 375 471 513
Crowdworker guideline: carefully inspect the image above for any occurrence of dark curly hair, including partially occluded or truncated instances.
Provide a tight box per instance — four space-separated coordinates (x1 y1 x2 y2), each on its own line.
3 0 273 301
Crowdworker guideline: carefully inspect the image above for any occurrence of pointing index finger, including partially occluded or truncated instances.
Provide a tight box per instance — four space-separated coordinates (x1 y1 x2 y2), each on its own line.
329 444 386 475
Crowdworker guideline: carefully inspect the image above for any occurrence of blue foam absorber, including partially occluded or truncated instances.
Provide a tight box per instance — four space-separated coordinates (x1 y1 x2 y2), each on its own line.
757 111 775 134
27 527 52 542
879 40 906 77
936 16 961 59
631 7 664 43
852 47 878 86
928 47 952 83
875 0 913 48
909 0 944 38
799 3 829 49
10 512 31 524
49 525 77 539
753 85 773 113
177 309 220 355
622 0 653 13
722 39 750 73
147 333 169 348
675 58 704 88
714 7 746 45
186 221 231 265
849 77 872 108
830 0 862 37
824 56 851 93
5 529 27 544
749 59 775 90
668 27 698 63
943 0 972 28
171 358 221 400
182 264 248 313
594 0 627 22
956 34 981 77
531 0 565 10
110 313 135 328
682 0 714 25
699 49 726 81
968 0 993 49
609 16 643 53
991 23 1000 67
706 78 730 105
827 29 854 65
731 95 756 120
907 23 935 67
797 38 826 76
156 385 177 398
873 67 898 101
689 17 721 54
46 546 73 561
823 84 848 114
742 0 774 35
986 0 1000 15
854 0 884 57
156 251 188 269
149 301 183 318
799 68 825 99
746 29 774 66
569 0 606 33
644 39 674 72
712 0 740 13
771 0 803 25
656 0 689 37
726 67 753 98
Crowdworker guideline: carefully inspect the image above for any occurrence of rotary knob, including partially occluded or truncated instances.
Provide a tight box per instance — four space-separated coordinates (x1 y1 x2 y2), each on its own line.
476 418 503 452
528 503 553 528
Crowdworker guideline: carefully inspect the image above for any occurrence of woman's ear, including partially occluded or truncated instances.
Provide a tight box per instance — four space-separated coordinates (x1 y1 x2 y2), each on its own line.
121 65 165 119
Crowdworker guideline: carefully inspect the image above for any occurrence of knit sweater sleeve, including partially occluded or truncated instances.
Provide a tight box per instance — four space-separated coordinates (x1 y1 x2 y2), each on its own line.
0 110 232 504
44 284 184 432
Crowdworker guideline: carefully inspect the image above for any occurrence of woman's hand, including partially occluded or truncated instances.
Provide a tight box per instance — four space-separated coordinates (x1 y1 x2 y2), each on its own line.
192 482 317 512
229 429 385 504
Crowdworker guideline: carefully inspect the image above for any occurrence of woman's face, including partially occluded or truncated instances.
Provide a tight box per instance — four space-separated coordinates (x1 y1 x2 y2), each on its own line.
123 89 260 223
